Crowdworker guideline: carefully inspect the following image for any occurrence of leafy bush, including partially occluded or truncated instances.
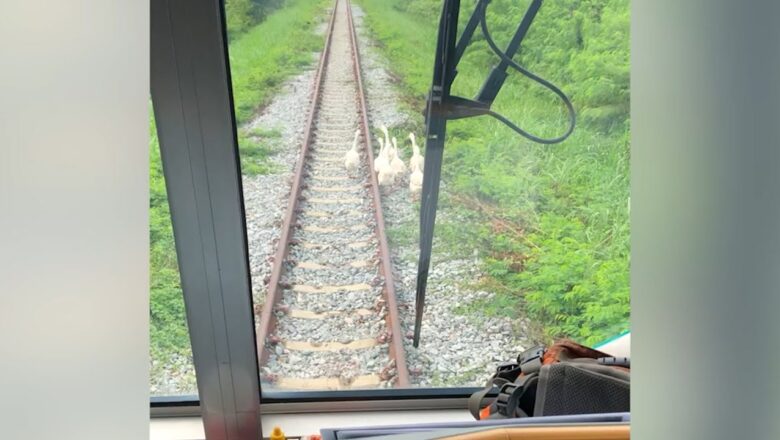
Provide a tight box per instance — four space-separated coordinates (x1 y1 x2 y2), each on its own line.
520 215 629 345
226 0 257 36
225 0 286 39
487 0 630 130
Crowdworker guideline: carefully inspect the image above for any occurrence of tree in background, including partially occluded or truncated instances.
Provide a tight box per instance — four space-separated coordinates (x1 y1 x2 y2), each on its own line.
226 0 255 36
225 0 285 38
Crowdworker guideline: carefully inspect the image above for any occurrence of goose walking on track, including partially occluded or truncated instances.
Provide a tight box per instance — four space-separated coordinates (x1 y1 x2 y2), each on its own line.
389 137 407 175
374 137 390 174
344 129 361 176
409 161 423 198
408 132 424 171
380 124 391 152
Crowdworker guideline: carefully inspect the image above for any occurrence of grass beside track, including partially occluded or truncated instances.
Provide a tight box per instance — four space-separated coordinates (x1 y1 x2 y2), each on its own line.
354 0 630 345
150 0 329 394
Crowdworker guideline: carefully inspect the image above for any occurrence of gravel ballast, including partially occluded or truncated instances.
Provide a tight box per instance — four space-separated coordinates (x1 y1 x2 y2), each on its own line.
260 0 399 390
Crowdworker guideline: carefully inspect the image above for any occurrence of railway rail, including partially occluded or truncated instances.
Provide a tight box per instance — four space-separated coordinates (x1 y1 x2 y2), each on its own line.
256 0 410 390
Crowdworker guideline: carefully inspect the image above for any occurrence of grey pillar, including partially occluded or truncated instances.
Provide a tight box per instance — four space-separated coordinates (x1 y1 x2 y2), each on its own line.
150 0 261 438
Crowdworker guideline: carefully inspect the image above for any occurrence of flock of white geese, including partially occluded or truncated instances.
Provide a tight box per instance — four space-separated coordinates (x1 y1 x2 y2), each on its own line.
343 124 425 197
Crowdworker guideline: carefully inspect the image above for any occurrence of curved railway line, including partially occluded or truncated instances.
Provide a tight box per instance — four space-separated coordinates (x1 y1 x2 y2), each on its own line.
256 0 410 390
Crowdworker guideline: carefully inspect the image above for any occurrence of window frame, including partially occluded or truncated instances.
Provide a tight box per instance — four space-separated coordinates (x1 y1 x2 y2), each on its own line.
150 388 483 418
150 0 261 436
149 0 495 427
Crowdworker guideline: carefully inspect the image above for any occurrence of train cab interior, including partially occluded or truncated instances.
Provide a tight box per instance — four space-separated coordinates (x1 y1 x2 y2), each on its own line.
149 0 631 438
6 0 780 439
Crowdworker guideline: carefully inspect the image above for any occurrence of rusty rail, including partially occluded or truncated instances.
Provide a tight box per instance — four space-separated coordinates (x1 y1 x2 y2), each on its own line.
346 0 410 387
255 1 337 367
256 0 410 388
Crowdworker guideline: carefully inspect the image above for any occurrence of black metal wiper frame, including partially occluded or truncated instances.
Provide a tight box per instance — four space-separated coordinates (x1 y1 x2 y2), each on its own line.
414 0 574 347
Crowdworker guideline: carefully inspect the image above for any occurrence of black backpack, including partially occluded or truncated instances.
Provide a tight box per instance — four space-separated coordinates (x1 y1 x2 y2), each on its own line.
468 340 630 420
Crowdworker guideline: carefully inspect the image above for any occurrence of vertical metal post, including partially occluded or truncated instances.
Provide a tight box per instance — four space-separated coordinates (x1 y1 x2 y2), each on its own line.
150 0 261 438
413 0 554 347
414 0 461 347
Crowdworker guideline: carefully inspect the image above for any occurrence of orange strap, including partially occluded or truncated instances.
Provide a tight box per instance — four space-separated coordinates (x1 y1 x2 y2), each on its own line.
479 405 492 420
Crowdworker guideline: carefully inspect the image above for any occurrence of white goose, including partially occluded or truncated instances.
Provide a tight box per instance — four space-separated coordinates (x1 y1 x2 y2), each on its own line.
409 161 423 197
374 137 390 173
389 137 407 175
380 125 391 152
344 129 360 175
377 138 395 187
378 162 395 187
408 132 424 171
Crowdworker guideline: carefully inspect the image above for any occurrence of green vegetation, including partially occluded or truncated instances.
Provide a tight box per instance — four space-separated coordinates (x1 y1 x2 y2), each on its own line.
229 0 328 173
228 0 327 123
225 0 284 38
355 0 629 345
150 0 327 391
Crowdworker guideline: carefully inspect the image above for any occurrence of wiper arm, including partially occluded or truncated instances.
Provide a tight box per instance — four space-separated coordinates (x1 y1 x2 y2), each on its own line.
414 0 575 347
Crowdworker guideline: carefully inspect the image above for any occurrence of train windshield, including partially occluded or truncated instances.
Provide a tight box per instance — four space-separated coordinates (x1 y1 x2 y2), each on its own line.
150 0 629 397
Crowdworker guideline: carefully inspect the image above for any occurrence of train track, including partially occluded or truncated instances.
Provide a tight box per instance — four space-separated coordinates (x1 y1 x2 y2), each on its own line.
256 0 409 390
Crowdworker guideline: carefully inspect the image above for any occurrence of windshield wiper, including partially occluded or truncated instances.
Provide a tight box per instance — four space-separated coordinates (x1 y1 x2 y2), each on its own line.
413 0 576 347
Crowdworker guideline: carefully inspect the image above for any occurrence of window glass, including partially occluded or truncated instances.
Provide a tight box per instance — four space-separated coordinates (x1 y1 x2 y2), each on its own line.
149 0 629 396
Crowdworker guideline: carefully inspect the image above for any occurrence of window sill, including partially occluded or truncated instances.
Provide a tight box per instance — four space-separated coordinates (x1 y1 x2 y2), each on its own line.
150 408 474 440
